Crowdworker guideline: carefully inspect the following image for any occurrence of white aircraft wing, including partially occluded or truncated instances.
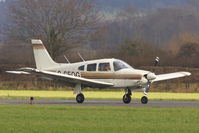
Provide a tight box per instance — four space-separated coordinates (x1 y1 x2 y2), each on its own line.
153 71 191 82
6 68 114 88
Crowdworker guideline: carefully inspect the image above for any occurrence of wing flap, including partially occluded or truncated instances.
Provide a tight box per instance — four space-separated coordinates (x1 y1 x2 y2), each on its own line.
38 70 114 88
153 71 191 82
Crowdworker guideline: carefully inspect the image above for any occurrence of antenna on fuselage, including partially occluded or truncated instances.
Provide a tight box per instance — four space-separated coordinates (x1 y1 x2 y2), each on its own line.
78 52 85 62
64 55 70 64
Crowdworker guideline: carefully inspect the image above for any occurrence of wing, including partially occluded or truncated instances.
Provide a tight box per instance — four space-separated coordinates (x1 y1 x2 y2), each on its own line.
153 71 191 82
6 68 114 88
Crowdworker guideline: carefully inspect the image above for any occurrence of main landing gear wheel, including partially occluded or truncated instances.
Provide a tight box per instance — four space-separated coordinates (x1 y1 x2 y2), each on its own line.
123 94 131 104
141 96 148 104
76 93 85 103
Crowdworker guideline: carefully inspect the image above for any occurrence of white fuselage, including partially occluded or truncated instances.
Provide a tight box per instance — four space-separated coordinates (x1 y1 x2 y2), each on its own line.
43 58 150 89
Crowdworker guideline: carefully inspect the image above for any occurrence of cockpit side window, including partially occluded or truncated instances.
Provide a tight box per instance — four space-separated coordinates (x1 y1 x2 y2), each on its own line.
78 65 84 71
87 63 97 71
99 63 111 71
113 61 129 71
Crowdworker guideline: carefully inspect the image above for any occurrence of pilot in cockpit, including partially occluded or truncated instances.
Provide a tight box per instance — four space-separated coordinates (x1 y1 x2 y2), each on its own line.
104 64 111 71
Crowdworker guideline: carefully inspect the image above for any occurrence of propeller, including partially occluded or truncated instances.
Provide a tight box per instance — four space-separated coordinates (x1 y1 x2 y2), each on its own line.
144 56 160 81
144 72 157 81
143 57 160 92
154 57 160 66
143 73 155 93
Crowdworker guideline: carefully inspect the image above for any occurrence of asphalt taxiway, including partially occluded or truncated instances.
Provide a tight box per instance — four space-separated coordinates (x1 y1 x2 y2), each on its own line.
0 99 199 107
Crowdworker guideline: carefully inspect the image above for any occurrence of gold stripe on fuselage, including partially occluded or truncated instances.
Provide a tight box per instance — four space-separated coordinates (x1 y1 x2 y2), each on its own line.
46 70 142 80
47 70 56 72
81 72 142 79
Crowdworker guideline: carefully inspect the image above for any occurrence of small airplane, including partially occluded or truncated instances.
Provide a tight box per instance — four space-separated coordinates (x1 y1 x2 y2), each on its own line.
7 39 191 104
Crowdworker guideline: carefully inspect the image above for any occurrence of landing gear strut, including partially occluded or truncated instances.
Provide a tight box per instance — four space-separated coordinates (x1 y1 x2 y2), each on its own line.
74 84 85 103
76 93 85 103
123 88 132 104
123 94 131 104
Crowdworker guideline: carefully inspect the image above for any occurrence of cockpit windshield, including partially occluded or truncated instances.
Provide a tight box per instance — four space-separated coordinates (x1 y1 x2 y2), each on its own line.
113 60 132 71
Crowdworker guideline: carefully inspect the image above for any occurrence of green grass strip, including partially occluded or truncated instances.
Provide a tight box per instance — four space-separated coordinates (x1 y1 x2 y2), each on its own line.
0 105 199 133
0 90 199 100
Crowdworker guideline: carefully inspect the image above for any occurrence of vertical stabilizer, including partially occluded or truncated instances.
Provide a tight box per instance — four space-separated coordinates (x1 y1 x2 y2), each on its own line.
31 39 59 70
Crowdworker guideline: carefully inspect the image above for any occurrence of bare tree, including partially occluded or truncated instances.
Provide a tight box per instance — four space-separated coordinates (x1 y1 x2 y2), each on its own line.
7 0 102 59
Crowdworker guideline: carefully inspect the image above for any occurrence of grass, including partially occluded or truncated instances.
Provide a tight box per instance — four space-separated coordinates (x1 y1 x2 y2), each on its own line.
0 90 199 100
0 105 199 133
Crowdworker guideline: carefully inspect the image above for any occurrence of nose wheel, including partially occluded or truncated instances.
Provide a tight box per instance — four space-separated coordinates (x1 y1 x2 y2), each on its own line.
76 93 85 103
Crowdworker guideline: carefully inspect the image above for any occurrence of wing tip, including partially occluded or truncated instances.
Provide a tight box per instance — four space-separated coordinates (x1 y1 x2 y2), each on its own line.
180 71 191 76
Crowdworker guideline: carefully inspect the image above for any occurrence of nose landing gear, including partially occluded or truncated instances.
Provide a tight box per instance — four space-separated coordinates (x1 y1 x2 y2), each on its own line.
141 88 148 104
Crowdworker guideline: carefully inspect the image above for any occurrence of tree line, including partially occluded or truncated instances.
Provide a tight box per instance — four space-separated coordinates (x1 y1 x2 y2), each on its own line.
0 0 199 67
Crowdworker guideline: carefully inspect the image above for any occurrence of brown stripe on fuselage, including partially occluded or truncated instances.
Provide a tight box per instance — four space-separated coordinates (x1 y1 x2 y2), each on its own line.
46 70 56 72
33 44 45 49
81 72 142 79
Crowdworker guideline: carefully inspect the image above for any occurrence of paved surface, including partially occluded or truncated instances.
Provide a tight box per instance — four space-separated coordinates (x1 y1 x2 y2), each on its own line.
0 99 199 107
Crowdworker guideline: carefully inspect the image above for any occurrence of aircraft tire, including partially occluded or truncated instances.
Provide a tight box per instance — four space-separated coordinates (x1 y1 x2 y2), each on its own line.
76 93 85 103
123 94 131 104
141 96 148 104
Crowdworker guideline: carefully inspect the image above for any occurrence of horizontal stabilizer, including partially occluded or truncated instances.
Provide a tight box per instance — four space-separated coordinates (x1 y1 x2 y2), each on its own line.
6 71 30 74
